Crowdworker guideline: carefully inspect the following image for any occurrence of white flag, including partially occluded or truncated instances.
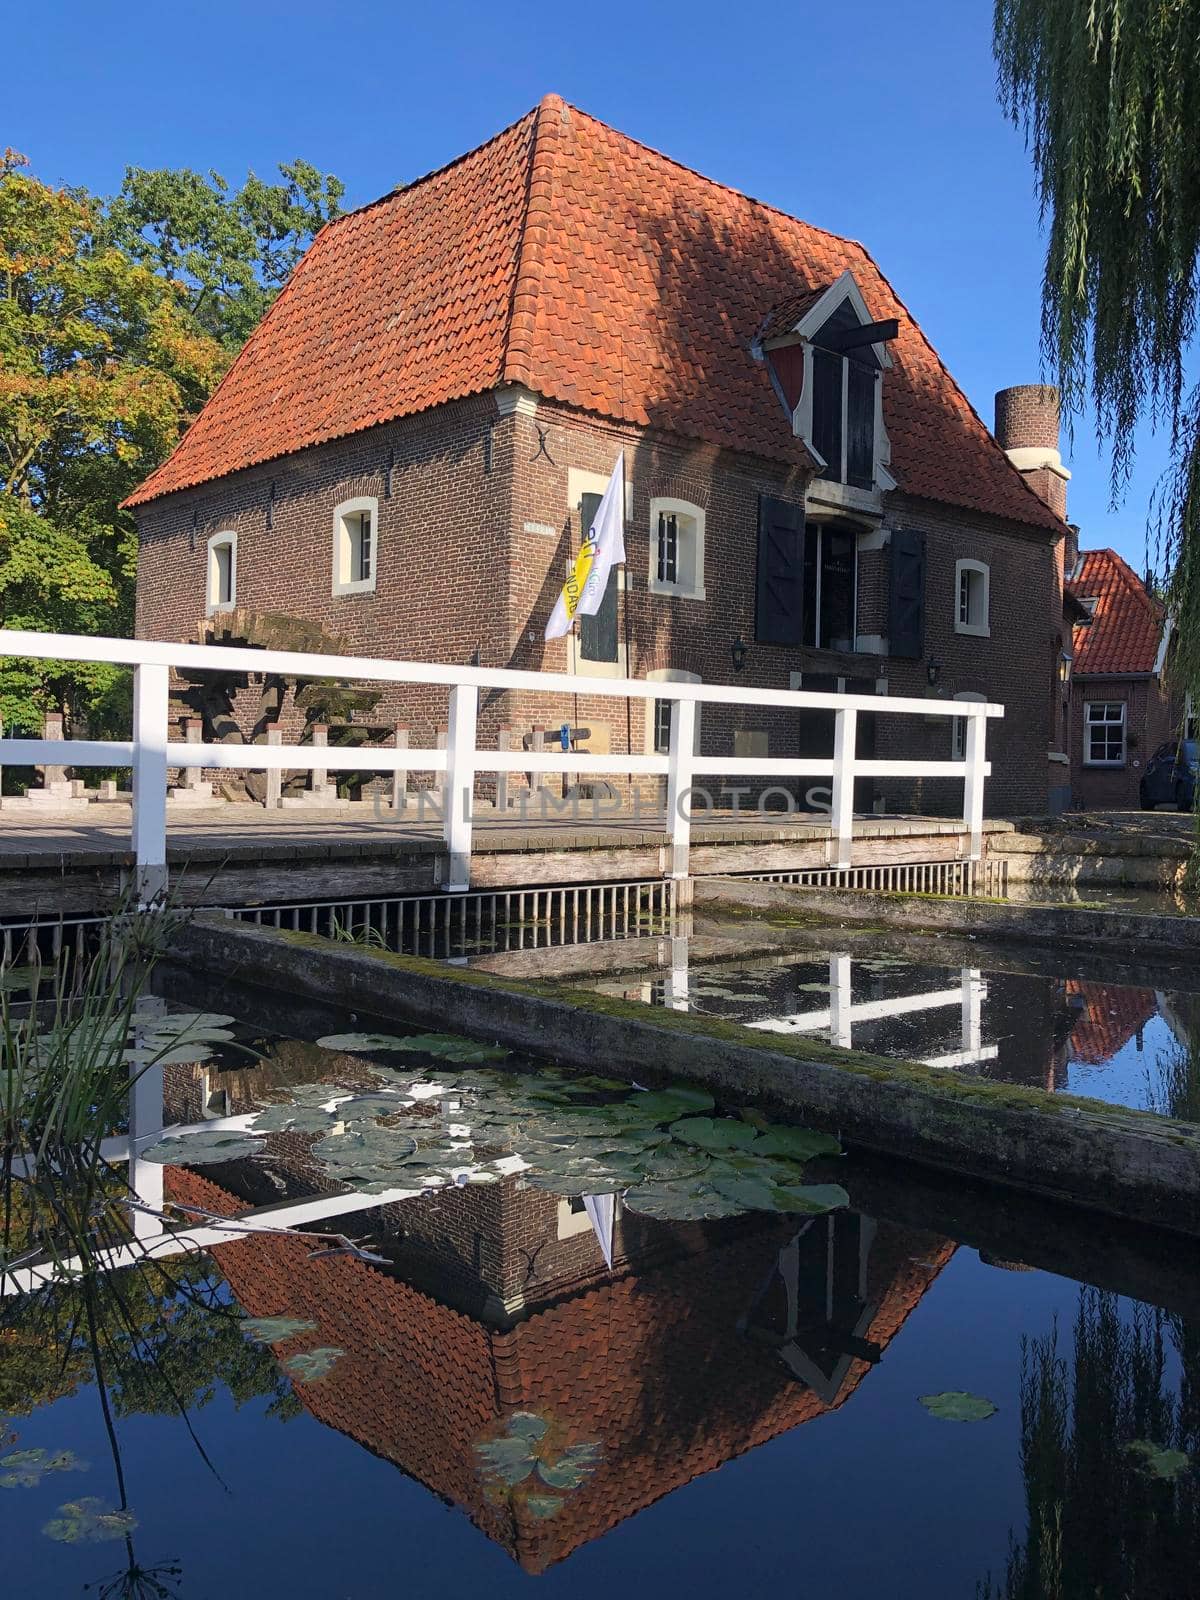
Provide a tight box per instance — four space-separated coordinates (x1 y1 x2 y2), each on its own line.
544 453 625 640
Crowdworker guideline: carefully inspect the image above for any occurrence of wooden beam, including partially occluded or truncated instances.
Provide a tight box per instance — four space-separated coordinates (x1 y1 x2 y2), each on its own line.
822 318 900 352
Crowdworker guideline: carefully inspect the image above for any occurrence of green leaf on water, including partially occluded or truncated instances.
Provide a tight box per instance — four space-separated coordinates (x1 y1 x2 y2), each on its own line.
42 1498 137 1543
631 1085 715 1118
0 1448 87 1488
1127 1440 1192 1480
769 1183 851 1215
622 1181 747 1221
537 1447 601 1489
250 1103 337 1135
318 1031 509 1062
919 1391 998 1422
131 1011 235 1032
140 1129 263 1165
282 1347 344 1382
526 1494 566 1519
240 1315 318 1343
507 1412 549 1441
668 1116 758 1153
751 1126 843 1162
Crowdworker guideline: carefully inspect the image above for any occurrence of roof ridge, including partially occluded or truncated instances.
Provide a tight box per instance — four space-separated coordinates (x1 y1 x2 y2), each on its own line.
555 97 868 254
501 96 563 389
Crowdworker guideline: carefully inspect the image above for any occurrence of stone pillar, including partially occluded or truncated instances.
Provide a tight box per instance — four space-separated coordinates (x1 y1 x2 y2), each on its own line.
530 726 547 795
42 710 67 789
307 724 338 803
182 718 204 791
391 726 409 811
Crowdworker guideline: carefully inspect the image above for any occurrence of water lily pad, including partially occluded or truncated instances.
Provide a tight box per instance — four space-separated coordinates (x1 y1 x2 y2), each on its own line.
1127 1440 1192 1480
668 1116 758 1153
623 1181 746 1221
0 1448 87 1488
526 1494 566 1519
751 1126 843 1162
124 1042 216 1066
632 1084 715 1118
319 1031 508 1062
132 1011 235 1032
708 1172 781 1212
524 1171 626 1198
507 1412 548 1441
140 1129 263 1165
333 1093 418 1121
282 1346 344 1382
240 1315 318 1343
537 1443 602 1489
769 1183 851 1214
640 1145 711 1182
42 1498 137 1543
251 1104 337 1135
312 1128 419 1168
919 1391 998 1422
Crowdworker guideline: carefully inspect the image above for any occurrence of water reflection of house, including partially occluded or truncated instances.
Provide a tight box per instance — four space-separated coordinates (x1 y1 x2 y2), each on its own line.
1064 982 1158 1071
167 1168 950 1573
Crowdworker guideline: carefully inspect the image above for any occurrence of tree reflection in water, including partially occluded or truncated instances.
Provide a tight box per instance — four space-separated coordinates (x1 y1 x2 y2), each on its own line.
978 1289 1200 1598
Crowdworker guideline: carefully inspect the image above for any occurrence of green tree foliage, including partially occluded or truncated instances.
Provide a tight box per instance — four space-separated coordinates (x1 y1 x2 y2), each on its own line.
994 0 1200 711
0 148 341 731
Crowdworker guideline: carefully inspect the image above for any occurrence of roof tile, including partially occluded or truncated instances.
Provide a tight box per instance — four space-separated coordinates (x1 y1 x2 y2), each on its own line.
127 97 1061 533
1068 548 1165 675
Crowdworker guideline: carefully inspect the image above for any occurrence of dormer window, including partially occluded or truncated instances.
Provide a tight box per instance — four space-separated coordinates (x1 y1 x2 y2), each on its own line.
758 270 897 498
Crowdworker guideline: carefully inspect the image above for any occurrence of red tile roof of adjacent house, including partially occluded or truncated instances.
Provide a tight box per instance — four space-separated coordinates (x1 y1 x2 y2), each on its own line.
126 97 1062 533
1066 981 1158 1065
1068 548 1166 676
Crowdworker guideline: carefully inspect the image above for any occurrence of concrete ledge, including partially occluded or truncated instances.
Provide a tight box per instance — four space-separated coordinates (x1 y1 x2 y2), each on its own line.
694 876 1200 958
169 914 1200 1238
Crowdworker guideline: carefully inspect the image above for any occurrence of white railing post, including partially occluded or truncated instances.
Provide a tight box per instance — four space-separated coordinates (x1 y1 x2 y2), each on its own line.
665 697 696 879
963 711 985 861
131 662 169 906
829 953 853 1048
830 706 857 869
444 683 478 892
496 727 511 812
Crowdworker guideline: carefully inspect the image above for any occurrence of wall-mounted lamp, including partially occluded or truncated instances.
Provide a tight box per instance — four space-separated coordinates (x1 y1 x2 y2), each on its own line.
926 656 943 687
1058 650 1073 689
731 636 748 673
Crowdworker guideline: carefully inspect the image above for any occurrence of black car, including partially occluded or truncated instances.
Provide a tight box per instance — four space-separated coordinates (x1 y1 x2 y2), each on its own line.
1139 738 1199 810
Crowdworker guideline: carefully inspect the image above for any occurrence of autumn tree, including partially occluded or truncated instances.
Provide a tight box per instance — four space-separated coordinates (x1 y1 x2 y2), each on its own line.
0 149 341 731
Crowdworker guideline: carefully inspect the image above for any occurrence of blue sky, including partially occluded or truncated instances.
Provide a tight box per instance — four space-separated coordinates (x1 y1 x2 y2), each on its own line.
16 0 1173 568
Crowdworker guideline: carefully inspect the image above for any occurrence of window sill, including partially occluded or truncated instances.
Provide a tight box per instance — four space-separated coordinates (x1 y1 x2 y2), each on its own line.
954 623 991 638
1082 760 1127 769
804 478 885 521
207 601 236 617
647 580 707 602
332 579 377 598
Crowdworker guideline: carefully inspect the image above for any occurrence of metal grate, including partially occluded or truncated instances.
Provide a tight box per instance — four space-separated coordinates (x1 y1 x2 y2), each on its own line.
743 857 1009 898
222 878 681 961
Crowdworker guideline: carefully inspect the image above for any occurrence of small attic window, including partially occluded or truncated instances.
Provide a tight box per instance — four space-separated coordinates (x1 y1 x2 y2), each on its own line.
761 272 896 496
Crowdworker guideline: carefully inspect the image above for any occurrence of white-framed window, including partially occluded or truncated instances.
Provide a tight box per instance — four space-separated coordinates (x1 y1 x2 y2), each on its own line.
648 498 706 600
955 560 990 637
645 668 702 756
206 531 237 614
951 691 986 760
332 496 378 596
1084 700 1127 766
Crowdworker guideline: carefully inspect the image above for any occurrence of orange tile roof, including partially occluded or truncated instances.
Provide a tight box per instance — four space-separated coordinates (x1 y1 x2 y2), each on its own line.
1068 548 1165 675
166 1169 951 1574
1065 980 1157 1065
127 98 1062 533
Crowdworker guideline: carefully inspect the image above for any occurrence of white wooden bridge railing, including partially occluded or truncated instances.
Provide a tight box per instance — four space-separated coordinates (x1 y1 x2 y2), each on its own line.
0 631 1001 901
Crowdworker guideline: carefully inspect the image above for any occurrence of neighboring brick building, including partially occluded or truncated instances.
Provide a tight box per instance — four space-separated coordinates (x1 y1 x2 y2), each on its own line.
128 95 1070 816
1066 548 1174 809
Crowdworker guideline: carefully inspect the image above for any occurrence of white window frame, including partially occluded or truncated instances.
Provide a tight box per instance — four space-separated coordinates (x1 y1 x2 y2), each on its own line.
955 559 990 638
951 691 986 761
206 531 237 615
647 497 706 601
1084 700 1127 767
332 496 378 597
645 668 702 756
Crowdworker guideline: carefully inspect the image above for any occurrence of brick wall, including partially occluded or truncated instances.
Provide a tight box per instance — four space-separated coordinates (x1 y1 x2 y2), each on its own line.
135 387 1058 816
1069 675 1175 809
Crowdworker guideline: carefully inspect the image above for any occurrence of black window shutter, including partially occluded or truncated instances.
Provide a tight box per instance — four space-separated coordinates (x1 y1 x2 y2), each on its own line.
756 495 806 646
889 528 925 658
846 361 875 489
811 348 843 481
578 491 619 663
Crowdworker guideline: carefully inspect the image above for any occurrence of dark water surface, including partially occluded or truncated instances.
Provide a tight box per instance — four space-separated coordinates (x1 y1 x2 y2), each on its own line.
4 997 1200 1598
584 945 1200 1113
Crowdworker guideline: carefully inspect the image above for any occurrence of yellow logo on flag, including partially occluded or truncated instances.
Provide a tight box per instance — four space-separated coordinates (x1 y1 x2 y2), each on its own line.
559 532 598 623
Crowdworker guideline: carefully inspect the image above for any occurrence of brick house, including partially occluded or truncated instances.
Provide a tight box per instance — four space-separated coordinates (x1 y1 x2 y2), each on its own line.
128 95 1070 815
1065 547 1174 809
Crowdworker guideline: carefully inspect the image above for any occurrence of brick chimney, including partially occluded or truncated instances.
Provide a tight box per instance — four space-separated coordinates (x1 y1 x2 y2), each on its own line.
994 384 1069 520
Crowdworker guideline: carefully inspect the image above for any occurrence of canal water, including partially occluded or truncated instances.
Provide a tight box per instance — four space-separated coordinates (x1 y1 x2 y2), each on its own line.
3 994 1198 1598
581 947 1200 1114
